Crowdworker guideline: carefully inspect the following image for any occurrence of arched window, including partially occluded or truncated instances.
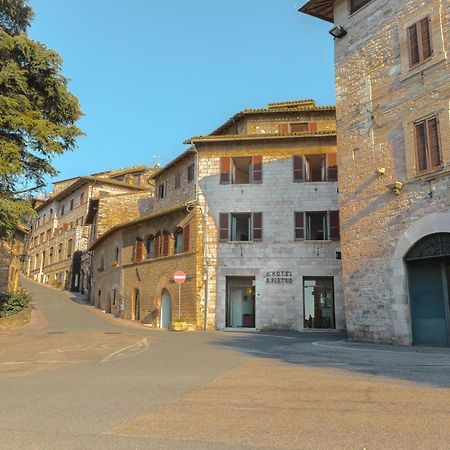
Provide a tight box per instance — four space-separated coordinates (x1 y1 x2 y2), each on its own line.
174 228 184 254
155 232 161 258
146 235 155 259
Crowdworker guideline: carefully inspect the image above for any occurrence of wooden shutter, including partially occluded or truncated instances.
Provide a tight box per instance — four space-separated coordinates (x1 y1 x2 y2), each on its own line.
295 212 304 240
252 213 262 241
162 231 170 256
183 224 190 252
135 239 144 262
427 117 441 168
155 233 161 258
293 156 304 182
326 154 338 181
219 213 229 242
251 155 263 183
279 123 289 134
308 122 318 132
420 17 432 60
408 23 420 66
329 211 340 241
414 121 428 172
220 157 231 184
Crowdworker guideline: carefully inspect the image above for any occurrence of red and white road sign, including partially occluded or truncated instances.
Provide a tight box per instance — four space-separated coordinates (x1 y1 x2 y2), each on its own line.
174 271 186 284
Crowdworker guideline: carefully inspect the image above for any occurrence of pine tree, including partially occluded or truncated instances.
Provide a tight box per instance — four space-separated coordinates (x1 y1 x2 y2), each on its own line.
0 0 83 239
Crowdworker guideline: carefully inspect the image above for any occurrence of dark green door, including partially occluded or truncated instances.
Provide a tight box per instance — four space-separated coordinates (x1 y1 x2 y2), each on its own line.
408 260 449 346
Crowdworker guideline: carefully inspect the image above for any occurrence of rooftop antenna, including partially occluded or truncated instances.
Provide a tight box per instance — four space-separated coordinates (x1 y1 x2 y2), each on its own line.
152 155 161 168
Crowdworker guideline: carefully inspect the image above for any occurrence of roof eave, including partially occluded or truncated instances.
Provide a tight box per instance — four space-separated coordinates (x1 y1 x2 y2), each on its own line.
298 1 334 23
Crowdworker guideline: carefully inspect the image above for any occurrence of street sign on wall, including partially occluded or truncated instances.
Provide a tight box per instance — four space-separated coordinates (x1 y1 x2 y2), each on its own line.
174 271 186 284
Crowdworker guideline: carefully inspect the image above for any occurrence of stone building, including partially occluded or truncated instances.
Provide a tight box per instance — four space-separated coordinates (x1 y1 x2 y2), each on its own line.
89 152 200 328
0 226 28 294
300 0 450 344
188 99 344 331
26 166 154 291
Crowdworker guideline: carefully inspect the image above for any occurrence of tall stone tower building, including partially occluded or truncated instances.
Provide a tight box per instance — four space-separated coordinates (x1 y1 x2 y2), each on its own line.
300 0 450 345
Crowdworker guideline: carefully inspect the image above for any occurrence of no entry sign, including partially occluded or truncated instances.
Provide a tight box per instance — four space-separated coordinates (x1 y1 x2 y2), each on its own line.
174 271 186 284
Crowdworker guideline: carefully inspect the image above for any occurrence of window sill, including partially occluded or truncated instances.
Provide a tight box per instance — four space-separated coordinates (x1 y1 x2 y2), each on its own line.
400 53 446 83
405 166 450 184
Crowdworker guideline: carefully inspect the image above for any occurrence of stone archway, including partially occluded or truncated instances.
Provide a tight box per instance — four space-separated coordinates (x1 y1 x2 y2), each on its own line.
405 233 450 346
392 213 450 345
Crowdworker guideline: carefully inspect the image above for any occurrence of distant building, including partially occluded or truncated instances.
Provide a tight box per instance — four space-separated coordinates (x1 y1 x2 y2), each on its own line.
89 100 344 332
0 226 28 294
89 153 199 328
300 0 450 344
25 166 154 292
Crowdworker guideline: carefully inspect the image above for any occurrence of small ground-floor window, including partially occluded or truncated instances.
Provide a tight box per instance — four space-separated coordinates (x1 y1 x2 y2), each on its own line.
303 277 335 329
226 277 255 328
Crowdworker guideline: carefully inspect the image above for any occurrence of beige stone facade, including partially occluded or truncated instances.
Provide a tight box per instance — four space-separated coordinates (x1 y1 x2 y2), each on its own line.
0 227 27 294
300 0 450 344
26 166 154 292
188 100 343 331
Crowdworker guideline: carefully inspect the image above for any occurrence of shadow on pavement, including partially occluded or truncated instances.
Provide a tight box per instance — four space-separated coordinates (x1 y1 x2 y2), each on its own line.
210 331 450 388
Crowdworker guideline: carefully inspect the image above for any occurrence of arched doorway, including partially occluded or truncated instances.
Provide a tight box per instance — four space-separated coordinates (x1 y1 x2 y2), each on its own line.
405 233 450 346
160 289 172 328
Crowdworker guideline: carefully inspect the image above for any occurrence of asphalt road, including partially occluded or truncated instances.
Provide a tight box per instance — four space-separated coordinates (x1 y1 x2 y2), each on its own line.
1 278 450 449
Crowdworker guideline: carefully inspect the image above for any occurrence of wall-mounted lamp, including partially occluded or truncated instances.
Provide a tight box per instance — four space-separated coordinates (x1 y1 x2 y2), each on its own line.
329 25 347 38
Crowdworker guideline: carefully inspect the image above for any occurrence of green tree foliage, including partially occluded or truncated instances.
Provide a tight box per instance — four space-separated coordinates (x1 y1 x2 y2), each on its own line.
0 0 83 240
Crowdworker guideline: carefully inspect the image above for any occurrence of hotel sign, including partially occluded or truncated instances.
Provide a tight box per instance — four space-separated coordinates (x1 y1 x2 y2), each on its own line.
265 271 293 284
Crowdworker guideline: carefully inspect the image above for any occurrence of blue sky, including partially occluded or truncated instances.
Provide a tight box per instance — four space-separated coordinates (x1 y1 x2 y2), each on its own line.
29 0 335 185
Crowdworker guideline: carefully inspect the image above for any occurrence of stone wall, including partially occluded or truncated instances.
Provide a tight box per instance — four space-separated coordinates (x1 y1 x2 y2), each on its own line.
196 134 344 331
332 0 450 343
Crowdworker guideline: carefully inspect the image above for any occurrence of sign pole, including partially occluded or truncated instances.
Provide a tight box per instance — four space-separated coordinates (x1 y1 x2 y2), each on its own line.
178 282 181 319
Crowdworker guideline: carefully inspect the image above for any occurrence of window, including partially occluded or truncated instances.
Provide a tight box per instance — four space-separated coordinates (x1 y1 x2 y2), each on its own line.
135 238 144 262
187 164 195 183
220 156 263 184
49 247 54 264
114 246 120 262
293 154 338 182
155 232 161 258
58 243 63 261
408 17 432 68
219 212 262 242
80 192 84 205
67 239 73 258
61 205 65 216
174 229 184 254
146 235 155 259
70 199 74 211
112 289 117 307
295 211 340 241
279 122 318 134
174 172 181 190
414 116 441 173
350 0 372 14
158 182 166 199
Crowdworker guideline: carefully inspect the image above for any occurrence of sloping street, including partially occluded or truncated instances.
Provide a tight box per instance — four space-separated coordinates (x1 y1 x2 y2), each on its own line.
0 279 449 449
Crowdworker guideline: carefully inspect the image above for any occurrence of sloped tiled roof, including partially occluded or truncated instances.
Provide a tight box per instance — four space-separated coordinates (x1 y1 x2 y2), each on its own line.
186 129 336 144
